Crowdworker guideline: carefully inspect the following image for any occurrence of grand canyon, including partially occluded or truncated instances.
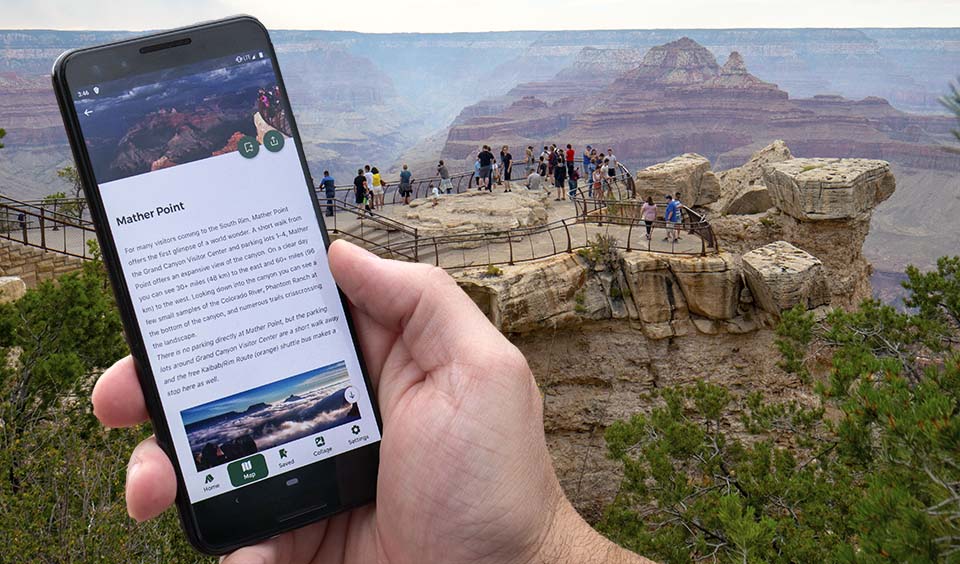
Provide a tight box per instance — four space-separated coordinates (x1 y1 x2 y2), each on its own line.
1 28 958 283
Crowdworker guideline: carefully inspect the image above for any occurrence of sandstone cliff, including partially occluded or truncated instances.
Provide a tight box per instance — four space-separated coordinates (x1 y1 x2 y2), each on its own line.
454 150 893 520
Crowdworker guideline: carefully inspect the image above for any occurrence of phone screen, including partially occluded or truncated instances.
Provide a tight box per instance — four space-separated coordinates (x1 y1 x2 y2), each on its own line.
69 49 381 507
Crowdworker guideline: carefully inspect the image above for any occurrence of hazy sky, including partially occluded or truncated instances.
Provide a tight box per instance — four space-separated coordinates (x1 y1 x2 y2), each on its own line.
6 0 960 32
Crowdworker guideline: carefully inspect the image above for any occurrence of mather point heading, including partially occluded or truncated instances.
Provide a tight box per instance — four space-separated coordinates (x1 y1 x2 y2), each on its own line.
116 202 186 226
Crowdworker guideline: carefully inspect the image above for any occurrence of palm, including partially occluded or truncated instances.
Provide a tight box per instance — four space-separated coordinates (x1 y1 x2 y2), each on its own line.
250 298 554 564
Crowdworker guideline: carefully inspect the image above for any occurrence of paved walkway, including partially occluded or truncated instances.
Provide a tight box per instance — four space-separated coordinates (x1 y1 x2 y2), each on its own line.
327 183 706 270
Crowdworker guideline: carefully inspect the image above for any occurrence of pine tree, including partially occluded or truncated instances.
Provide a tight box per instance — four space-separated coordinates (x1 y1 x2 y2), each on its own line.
600 257 960 563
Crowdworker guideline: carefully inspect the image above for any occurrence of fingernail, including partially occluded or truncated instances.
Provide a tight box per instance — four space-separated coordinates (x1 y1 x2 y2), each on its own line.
127 452 141 481
126 454 143 522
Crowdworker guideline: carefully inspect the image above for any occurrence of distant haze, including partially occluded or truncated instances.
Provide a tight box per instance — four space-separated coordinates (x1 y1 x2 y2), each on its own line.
5 0 960 32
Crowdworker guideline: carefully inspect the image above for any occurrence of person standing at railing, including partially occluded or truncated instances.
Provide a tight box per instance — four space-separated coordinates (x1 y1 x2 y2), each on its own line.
354 169 370 214
371 167 386 210
582 145 592 177
641 196 657 241
601 158 613 199
565 144 576 181
591 165 603 199
438 160 453 194
478 145 495 192
364 165 375 208
399 164 413 205
321 170 336 217
473 158 481 188
537 155 547 178
500 145 513 192
663 194 681 243
547 144 558 178
567 166 580 200
607 148 618 178
553 150 567 201
525 146 535 176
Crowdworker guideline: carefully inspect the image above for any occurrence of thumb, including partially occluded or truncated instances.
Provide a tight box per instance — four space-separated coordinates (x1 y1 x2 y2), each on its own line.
327 240 505 373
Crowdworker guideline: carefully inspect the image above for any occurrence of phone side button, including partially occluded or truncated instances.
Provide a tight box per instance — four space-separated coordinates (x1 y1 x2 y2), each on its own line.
285 477 299 487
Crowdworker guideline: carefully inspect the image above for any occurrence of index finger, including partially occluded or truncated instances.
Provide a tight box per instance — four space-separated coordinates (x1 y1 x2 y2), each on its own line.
92 355 149 428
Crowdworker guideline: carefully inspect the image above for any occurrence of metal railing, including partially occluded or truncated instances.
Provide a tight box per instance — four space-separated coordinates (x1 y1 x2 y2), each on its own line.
316 170 477 212
0 195 98 260
0 157 717 268
570 166 717 256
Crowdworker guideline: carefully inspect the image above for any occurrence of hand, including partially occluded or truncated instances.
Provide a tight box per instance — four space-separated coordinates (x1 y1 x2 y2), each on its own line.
92 240 651 564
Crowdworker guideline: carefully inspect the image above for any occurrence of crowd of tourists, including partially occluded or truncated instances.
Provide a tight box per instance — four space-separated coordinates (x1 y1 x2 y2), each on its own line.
471 144 624 203
317 142 688 242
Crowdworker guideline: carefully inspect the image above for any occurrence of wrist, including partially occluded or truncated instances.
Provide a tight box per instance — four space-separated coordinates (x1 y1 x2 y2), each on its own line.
533 496 653 564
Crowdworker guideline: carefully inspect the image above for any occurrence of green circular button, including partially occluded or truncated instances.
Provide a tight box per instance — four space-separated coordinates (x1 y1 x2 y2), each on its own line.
263 130 285 153
238 135 259 159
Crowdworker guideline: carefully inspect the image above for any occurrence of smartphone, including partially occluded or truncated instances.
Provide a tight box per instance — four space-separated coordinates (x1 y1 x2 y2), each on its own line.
52 16 382 554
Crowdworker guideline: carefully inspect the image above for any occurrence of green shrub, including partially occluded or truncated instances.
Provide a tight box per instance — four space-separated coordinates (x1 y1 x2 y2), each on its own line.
0 255 207 562
600 257 960 563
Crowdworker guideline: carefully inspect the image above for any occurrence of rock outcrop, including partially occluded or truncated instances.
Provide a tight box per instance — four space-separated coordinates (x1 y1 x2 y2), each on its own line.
742 242 831 315
400 190 549 242
764 158 896 221
716 140 792 215
634 153 721 206
0 276 26 303
457 249 755 340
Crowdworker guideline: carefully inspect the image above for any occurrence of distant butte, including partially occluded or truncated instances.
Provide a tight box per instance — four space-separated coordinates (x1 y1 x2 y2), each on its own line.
440 37 960 175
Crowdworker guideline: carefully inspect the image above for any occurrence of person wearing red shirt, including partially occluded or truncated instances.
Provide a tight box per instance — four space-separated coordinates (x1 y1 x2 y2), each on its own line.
565 144 576 183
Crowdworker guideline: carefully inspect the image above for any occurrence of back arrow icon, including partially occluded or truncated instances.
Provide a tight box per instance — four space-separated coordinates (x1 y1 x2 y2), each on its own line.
83 109 93 116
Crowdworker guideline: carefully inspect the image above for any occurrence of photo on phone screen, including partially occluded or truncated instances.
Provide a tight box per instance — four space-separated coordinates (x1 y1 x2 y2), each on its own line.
63 41 381 519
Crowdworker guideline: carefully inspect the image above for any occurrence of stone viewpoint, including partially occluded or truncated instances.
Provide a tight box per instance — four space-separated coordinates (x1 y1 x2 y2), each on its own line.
453 148 893 520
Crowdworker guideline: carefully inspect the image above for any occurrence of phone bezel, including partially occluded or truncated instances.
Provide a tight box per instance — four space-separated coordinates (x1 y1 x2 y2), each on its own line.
51 15 382 555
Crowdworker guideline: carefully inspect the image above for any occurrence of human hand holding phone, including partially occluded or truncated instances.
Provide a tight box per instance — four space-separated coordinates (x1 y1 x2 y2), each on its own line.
93 240 651 564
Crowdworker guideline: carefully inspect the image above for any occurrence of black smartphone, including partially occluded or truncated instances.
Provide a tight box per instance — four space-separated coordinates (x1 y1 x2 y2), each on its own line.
52 16 382 555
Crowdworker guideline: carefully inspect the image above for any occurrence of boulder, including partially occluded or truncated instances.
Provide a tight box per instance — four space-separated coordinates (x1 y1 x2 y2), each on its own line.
742 241 831 316
718 140 792 214
620 253 688 326
665 253 741 320
456 254 598 333
0 276 26 304
763 158 895 220
724 184 774 215
634 153 721 206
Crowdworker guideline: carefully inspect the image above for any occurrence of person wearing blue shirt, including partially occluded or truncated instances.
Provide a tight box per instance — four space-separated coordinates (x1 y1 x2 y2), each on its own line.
663 194 680 242
321 170 336 217
582 145 592 171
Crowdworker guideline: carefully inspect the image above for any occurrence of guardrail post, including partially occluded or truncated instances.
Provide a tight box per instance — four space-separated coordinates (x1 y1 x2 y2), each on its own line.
413 229 419 262
508 234 514 265
563 219 572 253
39 208 46 249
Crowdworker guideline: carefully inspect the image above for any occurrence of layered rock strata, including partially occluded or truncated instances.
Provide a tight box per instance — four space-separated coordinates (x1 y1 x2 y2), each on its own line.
742 242 831 315
633 153 721 206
